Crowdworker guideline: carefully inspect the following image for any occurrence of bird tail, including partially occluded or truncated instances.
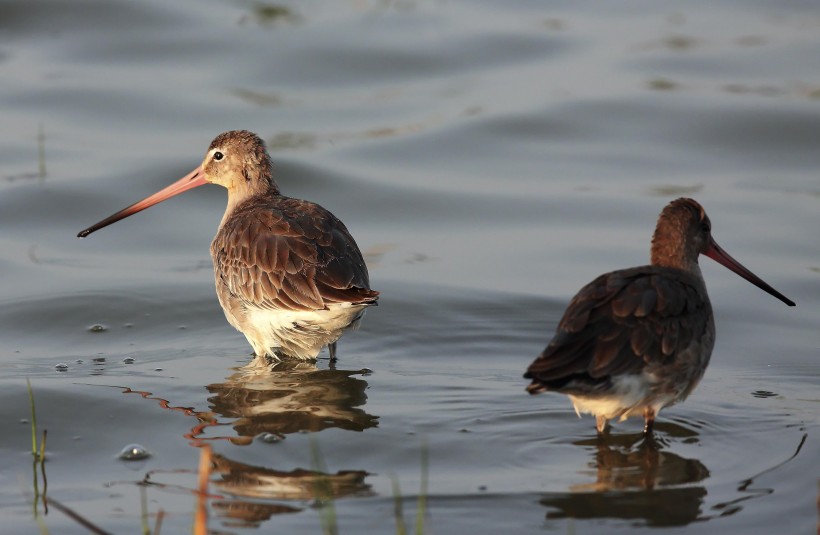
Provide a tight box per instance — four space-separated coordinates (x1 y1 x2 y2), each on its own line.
525 380 549 395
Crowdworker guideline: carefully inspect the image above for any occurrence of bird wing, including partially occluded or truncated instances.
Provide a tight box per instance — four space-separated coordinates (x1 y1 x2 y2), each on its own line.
524 266 711 392
212 197 378 312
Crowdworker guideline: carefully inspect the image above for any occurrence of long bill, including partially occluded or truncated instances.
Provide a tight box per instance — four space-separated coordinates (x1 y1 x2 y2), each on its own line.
77 166 206 238
704 238 795 307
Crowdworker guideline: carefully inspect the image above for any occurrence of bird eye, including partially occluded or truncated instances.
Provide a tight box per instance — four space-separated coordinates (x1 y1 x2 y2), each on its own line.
213 151 224 161
700 220 711 233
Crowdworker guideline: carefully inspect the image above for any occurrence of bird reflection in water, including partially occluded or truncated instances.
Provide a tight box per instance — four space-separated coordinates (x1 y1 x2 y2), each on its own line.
540 424 710 527
194 360 378 528
203 360 379 440
112 360 378 529
210 453 373 529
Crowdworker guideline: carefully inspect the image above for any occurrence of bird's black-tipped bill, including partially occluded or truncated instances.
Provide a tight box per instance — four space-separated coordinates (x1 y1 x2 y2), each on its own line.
705 238 795 307
77 167 206 238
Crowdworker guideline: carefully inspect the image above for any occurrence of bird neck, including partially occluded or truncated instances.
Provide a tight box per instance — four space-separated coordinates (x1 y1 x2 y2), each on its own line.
219 182 280 230
650 229 700 274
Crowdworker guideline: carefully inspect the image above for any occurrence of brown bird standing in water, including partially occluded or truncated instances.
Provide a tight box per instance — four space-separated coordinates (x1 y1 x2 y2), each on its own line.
79 130 378 361
524 198 794 435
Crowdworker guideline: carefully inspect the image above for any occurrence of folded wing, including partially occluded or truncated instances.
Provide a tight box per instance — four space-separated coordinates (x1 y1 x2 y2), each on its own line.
212 197 379 312
525 266 710 394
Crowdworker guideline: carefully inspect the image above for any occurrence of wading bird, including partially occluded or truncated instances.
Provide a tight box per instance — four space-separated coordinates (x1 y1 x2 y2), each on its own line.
524 198 794 435
79 130 378 362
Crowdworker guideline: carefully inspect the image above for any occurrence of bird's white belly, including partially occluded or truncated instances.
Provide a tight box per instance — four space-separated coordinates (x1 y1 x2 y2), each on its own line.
568 373 678 422
243 303 368 360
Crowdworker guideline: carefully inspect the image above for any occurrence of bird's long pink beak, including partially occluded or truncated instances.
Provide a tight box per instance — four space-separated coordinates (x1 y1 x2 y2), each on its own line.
77 166 207 238
704 238 795 306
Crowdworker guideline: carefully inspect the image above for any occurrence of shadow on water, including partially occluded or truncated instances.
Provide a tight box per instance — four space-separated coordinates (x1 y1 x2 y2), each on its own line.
540 425 710 527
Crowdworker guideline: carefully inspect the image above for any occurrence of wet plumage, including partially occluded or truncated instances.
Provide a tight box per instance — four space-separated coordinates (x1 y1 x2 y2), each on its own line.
525 198 794 435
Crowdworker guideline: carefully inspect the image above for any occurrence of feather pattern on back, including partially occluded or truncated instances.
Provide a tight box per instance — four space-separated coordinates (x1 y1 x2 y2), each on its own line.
525 265 713 400
212 195 378 314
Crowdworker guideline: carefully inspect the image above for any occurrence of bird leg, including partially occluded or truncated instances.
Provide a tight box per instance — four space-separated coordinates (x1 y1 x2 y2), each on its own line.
595 415 610 435
328 341 338 362
643 407 656 436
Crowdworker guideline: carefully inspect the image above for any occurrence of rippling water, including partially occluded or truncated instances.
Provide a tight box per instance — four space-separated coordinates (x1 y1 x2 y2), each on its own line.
1 1 818 533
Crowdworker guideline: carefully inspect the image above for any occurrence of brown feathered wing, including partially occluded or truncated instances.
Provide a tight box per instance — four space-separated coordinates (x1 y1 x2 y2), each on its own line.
524 266 711 395
212 196 378 313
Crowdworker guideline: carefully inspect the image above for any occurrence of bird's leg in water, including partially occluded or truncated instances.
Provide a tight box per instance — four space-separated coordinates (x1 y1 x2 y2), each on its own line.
643 407 656 436
596 415 610 435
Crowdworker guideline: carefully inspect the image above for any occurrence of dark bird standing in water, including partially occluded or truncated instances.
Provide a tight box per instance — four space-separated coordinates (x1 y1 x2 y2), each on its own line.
524 198 794 435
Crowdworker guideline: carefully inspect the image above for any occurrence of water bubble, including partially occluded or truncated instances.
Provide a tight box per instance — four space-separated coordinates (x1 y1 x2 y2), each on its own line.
19 419 29 424
123 323 134 328
259 433 284 444
55 363 69 372
76 359 84 364
118 443 150 461
123 357 136 364
154 368 163 372
88 324 107 333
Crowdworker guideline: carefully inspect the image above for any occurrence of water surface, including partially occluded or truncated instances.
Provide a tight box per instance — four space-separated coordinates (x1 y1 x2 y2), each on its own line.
0 1 818 533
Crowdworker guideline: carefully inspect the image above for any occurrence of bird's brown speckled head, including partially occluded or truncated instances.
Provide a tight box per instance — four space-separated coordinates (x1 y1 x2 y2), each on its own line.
77 130 280 238
202 130 278 196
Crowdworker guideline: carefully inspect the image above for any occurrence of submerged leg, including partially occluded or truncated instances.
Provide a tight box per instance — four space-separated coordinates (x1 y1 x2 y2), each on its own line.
643 407 656 436
595 415 610 434
328 341 338 362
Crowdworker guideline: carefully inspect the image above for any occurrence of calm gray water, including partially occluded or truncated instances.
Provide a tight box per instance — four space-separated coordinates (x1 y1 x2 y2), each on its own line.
1 1 818 533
